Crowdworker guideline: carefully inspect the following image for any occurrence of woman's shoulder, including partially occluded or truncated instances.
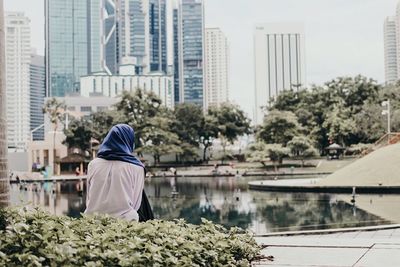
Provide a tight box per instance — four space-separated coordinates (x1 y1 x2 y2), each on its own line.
89 158 144 172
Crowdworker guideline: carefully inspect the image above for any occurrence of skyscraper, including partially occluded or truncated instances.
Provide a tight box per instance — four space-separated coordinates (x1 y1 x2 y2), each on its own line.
254 23 306 124
30 52 46 141
45 0 101 97
175 0 205 106
384 16 397 85
5 12 31 149
118 0 149 74
149 0 168 73
205 28 229 108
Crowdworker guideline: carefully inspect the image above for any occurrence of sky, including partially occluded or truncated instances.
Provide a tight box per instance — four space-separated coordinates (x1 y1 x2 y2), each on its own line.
4 0 400 117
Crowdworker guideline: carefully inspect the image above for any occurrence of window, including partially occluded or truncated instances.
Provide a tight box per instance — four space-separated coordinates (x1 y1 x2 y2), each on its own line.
80 106 92 112
67 106 76 111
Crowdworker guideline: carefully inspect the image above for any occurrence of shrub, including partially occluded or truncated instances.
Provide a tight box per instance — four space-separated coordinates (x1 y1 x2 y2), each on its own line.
0 207 261 266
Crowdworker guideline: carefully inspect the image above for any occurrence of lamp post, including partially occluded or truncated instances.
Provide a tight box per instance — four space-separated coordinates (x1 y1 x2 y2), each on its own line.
382 100 391 135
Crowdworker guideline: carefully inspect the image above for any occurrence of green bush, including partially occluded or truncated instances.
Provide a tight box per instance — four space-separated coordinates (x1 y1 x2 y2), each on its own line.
0 207 261 266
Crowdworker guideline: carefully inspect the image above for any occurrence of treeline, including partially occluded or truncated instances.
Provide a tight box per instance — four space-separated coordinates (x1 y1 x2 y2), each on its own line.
60 90 251 163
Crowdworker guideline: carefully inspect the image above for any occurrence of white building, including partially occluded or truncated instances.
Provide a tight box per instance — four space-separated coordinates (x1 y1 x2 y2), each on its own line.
254 22 306 124
80 63 174 108
205 28 229 109
5 12 31 149
384 16 398 84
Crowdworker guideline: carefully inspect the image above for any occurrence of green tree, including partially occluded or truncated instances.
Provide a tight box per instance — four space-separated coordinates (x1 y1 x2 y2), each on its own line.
246 142 289 170
257 110 301 146
63 118 93 153
287 136 317 167
90 110 120 141
199 115 219 162
208 103 251 161
322 105 356 146
43 98 66 168
114 90 163 149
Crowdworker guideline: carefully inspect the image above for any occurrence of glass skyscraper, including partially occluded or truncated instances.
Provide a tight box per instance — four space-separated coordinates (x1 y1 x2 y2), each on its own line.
176 0 205 106
30 54 45 141
149 0 167 73
45 0 101 97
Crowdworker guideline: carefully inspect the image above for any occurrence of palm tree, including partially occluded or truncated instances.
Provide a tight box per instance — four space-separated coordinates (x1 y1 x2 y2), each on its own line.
0 0 9 207
43 98 66 175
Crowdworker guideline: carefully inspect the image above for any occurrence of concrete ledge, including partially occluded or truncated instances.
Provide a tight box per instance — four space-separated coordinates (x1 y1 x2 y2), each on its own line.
255 224 400 237
248 179 400 194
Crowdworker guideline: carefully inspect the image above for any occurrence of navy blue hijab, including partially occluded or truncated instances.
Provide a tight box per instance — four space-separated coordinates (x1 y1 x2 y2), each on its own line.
97 124 144 168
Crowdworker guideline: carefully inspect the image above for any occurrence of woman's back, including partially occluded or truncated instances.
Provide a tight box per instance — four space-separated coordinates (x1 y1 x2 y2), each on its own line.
85 157 144 221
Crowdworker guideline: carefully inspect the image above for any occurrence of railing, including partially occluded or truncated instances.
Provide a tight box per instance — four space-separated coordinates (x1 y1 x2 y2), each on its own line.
362 132 400 156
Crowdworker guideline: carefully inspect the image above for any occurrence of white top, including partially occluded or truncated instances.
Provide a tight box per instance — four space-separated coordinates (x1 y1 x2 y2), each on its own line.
84 158 144 221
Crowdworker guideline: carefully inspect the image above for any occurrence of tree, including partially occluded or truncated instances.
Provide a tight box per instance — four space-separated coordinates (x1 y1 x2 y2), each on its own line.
246 142 289 171
63 118 93 153
257 110 301 146
322 105 356 146
199 115 219 162
137 113 182 164
114 90 163 149
43 98 66 172
208 103 251 161
172 103 204 162
90 110 120 141
0 0 9 207
287 136 317 167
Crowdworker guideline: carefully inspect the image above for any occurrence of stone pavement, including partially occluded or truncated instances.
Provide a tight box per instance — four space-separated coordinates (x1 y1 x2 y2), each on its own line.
253 227 400 267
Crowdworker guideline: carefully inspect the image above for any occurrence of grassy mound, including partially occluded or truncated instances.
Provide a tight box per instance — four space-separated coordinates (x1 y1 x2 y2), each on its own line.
0 207 260 266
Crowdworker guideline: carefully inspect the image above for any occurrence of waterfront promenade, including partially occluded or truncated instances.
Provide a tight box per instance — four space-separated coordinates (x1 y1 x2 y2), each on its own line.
254 226 400 266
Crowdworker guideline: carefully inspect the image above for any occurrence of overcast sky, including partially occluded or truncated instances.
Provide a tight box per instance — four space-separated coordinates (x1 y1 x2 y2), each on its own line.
4 0 399 117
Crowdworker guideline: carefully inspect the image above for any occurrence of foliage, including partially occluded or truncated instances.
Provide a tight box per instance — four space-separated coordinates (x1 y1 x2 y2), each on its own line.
42 98 66 131
63 118 93 152
90 110 122 141
246 142 289 169
345 143 373 155
270 75 387 150
0 207 261 267
257 110 301 145
287 136 317 166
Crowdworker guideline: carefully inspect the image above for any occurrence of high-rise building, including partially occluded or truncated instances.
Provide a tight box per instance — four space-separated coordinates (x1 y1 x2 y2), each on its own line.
102 0 119 75
384 16 397 84
45 0 101 97
254 23 306 124
149 0 168 73
205 28 229 108
30 52 45 141
5 12 31 149
175 0 205 106
118 0 150 74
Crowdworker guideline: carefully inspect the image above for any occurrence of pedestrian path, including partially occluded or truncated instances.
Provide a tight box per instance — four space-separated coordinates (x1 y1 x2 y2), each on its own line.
253 227 400 266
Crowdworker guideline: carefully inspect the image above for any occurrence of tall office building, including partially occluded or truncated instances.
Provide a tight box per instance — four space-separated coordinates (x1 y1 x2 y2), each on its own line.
205 28 229 108
5 12 31 149
254 23 306 124
30 53 45 141
175 0 205 106
384 16 398 84
45 0 101 97
118 0 150 74
149 0 168 73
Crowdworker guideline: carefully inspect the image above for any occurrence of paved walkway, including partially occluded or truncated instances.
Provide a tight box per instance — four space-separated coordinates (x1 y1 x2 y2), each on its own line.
253 228 400 266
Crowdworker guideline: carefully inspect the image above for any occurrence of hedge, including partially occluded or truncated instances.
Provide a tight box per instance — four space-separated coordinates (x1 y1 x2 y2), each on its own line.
0 207 261 266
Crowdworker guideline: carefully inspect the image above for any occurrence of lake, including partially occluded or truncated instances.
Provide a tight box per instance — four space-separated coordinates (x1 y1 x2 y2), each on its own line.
10 176 393 234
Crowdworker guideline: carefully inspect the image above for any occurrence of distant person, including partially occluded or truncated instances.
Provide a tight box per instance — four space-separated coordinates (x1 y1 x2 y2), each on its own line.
84 124 154 222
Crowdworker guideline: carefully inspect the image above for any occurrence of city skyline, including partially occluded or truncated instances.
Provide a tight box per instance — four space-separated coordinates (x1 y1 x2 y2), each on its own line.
4 0 398 117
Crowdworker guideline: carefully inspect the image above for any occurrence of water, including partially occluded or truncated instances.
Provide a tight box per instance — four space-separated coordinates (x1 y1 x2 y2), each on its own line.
10 176 394 235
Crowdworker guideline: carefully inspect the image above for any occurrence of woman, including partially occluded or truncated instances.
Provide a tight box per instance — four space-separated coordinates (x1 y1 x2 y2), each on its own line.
84 124 154 222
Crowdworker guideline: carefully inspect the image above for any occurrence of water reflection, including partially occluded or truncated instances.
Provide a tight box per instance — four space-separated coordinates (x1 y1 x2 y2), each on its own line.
10 176 393 234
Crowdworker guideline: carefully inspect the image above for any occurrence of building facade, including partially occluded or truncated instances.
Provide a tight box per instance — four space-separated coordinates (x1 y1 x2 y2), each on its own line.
384 16 398 84
149 0 168 73
175 0 205 106
45 0 101 97
205 28 229 108
80 65 174 108
254 23 306 124
30 53 46 141
5 12 31 149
